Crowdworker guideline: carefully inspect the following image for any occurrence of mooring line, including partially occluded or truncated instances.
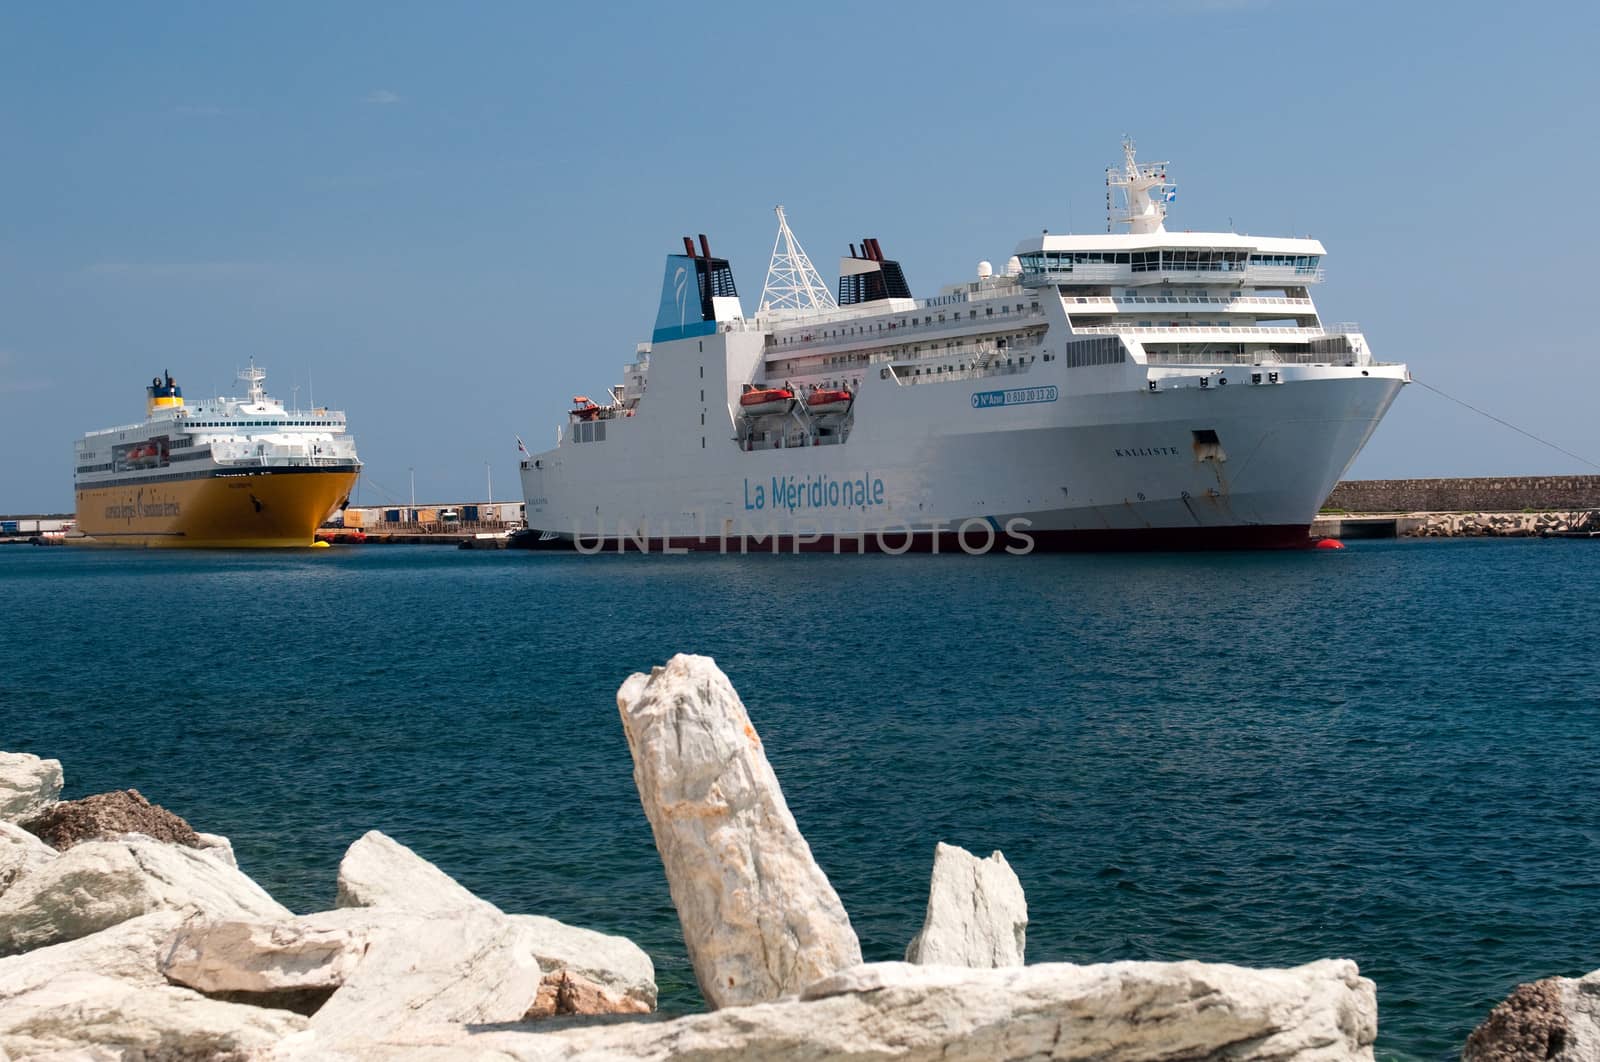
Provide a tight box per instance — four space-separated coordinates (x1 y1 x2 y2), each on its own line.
1410 376 1600 473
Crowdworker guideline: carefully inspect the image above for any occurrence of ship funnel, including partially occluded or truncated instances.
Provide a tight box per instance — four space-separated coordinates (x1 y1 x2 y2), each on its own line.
146 371 185 417
837 236 912 306
654 233 742 343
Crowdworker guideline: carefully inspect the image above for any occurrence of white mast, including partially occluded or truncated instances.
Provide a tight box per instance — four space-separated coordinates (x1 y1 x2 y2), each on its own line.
757 205 838 316
238 358 267 405
1105 138 1175 234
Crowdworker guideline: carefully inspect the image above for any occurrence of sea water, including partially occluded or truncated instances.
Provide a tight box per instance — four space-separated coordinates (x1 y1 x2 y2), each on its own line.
3 539 1598 1060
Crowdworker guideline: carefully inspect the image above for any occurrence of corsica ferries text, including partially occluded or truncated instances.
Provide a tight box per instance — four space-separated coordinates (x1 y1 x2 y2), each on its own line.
104 490 180 523
743 474 886 513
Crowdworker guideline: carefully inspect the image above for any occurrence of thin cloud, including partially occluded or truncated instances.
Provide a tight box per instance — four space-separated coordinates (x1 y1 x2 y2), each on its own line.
363 89 402 105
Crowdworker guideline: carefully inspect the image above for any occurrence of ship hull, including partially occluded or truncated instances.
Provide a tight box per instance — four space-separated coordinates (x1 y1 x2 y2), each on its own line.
73 467 358 548
520 366 1405 554
511 523 1312 553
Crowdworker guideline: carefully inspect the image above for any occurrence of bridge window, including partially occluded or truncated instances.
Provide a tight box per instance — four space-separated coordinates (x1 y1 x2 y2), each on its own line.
1249 253 1321 273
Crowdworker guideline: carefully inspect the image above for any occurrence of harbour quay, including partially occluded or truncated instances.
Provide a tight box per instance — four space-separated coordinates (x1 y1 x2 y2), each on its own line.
1314 475 1600 539
0 515 73 545
324 501 526 546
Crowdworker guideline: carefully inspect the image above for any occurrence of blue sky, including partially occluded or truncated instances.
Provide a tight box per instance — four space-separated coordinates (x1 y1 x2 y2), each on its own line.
2 0 1597 511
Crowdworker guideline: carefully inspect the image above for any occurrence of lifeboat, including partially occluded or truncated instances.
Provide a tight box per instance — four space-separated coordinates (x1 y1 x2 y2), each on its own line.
568 395 601 421
807 388 852 416
739 387 795 417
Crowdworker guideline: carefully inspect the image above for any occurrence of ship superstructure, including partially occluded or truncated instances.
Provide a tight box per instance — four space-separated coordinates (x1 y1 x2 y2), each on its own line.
73 364 361 547
520 142 1407 551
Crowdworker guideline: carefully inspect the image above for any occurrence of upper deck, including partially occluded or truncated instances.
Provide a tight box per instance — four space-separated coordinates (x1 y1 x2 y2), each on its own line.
1012 233 1326 288
75 365 360 481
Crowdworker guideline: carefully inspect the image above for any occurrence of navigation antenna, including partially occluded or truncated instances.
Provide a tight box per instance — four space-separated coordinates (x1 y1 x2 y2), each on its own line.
238 358 267 405
1105 137 1175 235
758 206 838 316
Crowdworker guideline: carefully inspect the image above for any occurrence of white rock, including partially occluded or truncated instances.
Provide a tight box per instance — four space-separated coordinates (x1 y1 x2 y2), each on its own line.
338 829 656 1007
160 917 369 997
313 957 1376 1062
0 910 305 1058
0 838 290 955
194 831 237 869
305 906 543 1040
0 752 62 823
0 969 306 1060
335 828 494 915
0 910 188 994
0 822 56 898
512 913 656 1010
904 841 1027 968
616 654 861 1009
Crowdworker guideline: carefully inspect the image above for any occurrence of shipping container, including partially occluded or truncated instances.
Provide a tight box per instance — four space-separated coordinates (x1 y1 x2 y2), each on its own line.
384 509 401 523
462 505 479 521
343 509 366 528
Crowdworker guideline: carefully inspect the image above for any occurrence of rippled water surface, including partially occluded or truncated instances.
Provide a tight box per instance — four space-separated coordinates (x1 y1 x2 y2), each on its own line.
4 539 1599 1059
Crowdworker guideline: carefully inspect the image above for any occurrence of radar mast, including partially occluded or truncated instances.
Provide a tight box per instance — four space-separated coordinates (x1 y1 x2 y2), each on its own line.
1106 138 1175 234
758 205 838 316
238 358 267 405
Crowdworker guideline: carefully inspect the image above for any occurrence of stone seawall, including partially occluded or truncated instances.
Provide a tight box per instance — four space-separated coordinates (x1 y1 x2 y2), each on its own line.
1312 511 1600 540
1324 479 1600 515
1324 476 1600 513
1402 510 1599 538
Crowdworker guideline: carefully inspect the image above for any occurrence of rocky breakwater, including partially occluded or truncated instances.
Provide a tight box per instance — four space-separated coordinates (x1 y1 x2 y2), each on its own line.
1404 510 1600 538
0 751 655 1058
0 660 1381 1060
1462 974 1600 1061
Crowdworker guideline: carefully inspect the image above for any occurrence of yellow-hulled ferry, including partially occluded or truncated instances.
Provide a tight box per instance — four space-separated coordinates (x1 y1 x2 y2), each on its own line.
72 364 361 548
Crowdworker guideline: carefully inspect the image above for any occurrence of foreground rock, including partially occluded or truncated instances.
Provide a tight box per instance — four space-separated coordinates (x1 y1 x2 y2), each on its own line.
333 957 1376 1061
0 911 307 1058
337 829 657 1008
512 913 657 1011
526 968 652 1019
159 916 369 1013
905 841 1027 968
1464 973 1600 1062
194 830 238 868
1 910 186 991
0 837 290 954
304 906 544 1040
0 822 56 898
0 752 62 822
617 654 861 1008
336 828 496 915
21 787 202 850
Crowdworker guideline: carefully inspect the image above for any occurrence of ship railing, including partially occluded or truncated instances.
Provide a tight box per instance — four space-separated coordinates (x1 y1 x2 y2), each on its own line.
765 307 1048 353
1064 295 1315 308
213 453 360 469
1075 324 1343 337
1143 348 1374 367
1022 266 1325 286
884 360 1035 386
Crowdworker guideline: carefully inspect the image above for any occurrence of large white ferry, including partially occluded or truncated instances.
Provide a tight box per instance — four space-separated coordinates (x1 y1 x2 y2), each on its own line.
519 142 1407 551
72 364 361 548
